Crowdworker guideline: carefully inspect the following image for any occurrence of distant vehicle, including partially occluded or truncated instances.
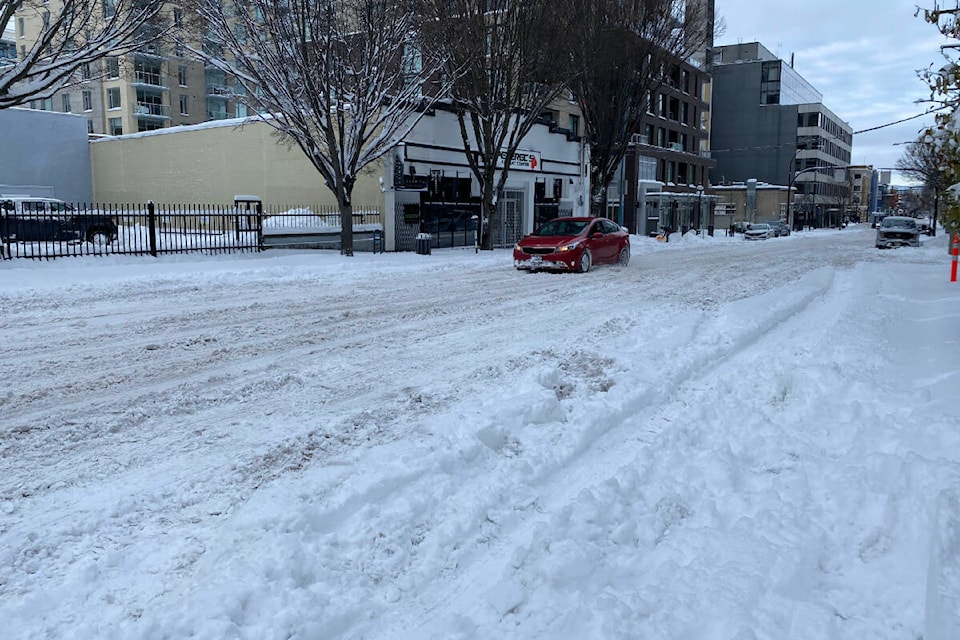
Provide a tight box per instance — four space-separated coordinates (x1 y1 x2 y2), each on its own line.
743 223 773 240
0 196 117 245
762 221 790 237
875 216 920 249
513 217 630 273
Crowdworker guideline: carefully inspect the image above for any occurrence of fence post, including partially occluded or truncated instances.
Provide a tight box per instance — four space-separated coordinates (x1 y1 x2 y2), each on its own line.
148 200 157 257
256 199 263 250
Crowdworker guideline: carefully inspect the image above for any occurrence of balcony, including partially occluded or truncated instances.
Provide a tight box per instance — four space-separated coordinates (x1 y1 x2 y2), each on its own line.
134 44 166 61
132 70 168 90
133 102 171 120
206 84 232 99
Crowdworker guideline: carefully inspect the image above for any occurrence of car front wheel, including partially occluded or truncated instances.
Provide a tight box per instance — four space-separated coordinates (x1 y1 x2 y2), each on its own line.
617 245 630 266
578 248 592 273
86 228 113 247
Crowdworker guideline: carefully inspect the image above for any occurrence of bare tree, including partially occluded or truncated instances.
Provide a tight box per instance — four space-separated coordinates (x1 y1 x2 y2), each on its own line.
417 0 570 250
186 0 445 256
897 138 948 234
0 0 165 109
564 0 712 214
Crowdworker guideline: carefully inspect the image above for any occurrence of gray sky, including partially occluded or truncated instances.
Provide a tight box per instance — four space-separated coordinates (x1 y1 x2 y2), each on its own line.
714 0 951 184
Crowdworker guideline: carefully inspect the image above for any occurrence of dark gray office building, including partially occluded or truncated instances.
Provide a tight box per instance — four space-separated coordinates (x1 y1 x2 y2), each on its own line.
710 42 853 228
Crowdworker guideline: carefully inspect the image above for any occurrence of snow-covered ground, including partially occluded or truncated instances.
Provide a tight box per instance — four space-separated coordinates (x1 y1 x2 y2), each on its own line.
1 226 958 639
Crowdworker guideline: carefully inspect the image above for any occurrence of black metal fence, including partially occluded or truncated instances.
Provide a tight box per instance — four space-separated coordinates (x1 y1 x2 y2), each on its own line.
0 201 384 260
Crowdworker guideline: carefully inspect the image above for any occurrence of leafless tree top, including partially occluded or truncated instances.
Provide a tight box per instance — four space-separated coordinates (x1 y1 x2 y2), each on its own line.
1 0 166 109
188 0 446 196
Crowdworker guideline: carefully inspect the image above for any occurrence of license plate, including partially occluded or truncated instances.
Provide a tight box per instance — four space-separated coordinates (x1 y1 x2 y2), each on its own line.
530 255 542 266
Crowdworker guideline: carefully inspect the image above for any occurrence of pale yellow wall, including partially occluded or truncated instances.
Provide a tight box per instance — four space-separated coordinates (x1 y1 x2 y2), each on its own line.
90 119 384 208
716 187 788 221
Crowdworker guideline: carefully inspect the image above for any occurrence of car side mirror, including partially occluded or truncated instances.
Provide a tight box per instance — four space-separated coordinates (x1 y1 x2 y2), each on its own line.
591 232 603 239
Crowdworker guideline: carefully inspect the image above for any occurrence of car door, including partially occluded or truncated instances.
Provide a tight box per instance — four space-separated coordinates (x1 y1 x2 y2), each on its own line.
587 220 614 262
599 220 622 262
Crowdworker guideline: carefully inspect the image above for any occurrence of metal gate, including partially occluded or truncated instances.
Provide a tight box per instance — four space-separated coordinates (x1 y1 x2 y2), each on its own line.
491 189 524 248
394 202 419 251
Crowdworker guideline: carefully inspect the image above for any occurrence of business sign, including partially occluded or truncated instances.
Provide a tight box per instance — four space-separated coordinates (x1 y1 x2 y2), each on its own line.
498 149 541 171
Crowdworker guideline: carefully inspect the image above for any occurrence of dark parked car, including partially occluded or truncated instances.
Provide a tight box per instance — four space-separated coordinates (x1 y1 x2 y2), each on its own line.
513 217 630 272
875 216 920 249
0 196 117 245
770 221 790 237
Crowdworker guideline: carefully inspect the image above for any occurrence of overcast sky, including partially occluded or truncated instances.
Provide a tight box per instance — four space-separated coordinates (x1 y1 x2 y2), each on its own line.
714 0 952 184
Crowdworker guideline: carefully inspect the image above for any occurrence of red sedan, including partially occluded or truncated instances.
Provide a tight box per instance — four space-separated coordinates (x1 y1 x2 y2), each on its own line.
513 217 630 272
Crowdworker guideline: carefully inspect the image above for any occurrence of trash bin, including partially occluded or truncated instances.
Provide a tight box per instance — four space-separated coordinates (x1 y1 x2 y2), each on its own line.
416 232 432 255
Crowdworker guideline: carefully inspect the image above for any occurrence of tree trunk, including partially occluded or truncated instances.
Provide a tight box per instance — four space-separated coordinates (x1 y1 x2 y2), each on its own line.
339 198 354 257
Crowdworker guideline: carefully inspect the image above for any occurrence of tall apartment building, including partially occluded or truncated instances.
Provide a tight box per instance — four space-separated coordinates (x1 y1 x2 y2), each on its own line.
709 42 853 228
1 21 16 62
12 4 246 136
846 164 877 222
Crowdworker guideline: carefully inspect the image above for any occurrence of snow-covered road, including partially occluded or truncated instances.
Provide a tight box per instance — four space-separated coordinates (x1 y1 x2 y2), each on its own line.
1 226 958 639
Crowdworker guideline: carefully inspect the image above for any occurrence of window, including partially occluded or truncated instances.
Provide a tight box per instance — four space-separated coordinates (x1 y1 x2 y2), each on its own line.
137 119 163 132
62 94 71 112
175 42 184 57
179 94 189 115
82 90 92 110
233 23 247 45
42 11 50 29
568 114 579 135
173 7 182 26
18 17 24 38
178 65 188 86
760 61 781 105
87 119 94 134
107 87 121 109
103 0 116 18
108 117 122 135
81 62 91 80
106 57 119 78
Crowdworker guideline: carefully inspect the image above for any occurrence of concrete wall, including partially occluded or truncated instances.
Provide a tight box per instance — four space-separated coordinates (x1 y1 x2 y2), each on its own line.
89 118 381 208
710 62 798 186
0 107 92 202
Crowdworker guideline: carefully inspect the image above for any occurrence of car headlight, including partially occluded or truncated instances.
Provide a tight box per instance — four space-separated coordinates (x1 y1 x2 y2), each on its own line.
558 241 581 252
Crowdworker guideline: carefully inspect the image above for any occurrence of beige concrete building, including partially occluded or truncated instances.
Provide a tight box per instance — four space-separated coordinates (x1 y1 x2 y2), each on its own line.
712 181 789 226
90 118 377 207
847 165 874 222
13 2 242 136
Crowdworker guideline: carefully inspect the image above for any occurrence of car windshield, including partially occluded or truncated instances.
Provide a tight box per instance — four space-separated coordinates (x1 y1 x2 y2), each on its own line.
534 219 589 236
750 224 770 230
882 218 916 229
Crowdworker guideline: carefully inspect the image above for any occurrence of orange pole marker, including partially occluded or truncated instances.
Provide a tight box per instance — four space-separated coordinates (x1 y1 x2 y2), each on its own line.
952 233 959 283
